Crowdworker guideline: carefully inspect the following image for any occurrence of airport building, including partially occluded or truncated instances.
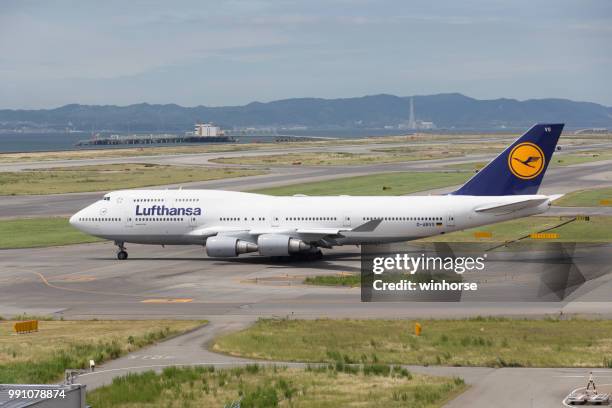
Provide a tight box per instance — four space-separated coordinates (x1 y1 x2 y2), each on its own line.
194 123 222 137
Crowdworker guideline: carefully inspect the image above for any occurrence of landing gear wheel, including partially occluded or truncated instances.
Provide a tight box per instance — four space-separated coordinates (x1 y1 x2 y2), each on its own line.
114 240 127 260
303 249 323 261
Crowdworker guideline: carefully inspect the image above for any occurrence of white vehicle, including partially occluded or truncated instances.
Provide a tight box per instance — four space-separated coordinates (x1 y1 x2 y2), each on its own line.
566 392 588 405
566 391 610 405
70 124 564 260
588 393 610 405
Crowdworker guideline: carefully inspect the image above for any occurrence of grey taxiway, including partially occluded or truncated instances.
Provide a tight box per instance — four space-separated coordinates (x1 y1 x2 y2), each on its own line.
2 242 612 407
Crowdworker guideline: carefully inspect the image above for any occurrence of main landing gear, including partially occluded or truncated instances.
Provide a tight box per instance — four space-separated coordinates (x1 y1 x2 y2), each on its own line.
311 249 324 260
115 241 128 260
290 248 323 261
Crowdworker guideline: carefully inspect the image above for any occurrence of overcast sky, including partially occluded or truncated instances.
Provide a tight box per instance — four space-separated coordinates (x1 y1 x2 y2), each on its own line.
1 0 610 109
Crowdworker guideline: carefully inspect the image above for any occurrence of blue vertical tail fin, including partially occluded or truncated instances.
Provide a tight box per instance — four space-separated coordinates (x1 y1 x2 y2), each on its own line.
452 123 564 196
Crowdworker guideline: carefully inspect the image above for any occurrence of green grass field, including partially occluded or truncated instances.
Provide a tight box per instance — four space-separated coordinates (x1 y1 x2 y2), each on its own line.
0 163 262 195
0 217 102 249
0 320 204 383
86 364 465 408
254 172 470 196
304 274 361 287
423 216 611 242
554 188 612 207
213 318 612 368
551 150 612 166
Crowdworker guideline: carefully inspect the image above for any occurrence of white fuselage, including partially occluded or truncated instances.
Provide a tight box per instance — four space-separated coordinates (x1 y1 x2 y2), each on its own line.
70 189 553 247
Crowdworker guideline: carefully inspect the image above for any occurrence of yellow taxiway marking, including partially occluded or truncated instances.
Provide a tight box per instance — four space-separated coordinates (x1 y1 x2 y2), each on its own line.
32 271 196 301
33 271 142 298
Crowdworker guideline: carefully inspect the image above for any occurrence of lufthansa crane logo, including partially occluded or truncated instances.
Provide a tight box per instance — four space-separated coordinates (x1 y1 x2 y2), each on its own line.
508 142 545 179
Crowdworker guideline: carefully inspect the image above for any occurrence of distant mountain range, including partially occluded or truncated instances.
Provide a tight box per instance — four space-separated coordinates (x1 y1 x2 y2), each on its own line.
1 93 611 132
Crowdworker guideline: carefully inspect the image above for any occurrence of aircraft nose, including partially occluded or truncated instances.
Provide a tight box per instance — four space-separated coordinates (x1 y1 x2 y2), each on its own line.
69 211 81 227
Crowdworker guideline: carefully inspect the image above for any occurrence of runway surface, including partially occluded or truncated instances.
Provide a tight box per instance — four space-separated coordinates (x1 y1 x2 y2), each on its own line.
4 242 612 319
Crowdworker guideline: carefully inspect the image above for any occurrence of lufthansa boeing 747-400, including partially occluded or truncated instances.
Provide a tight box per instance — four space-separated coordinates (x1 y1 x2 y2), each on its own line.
70 123 564 260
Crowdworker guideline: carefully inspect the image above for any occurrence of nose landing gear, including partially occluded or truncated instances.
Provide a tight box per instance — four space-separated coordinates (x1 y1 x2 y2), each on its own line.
115 241 128 260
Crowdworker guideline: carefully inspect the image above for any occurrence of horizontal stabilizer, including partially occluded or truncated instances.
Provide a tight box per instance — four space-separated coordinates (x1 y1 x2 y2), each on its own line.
548 193 565 202
474 197 549 214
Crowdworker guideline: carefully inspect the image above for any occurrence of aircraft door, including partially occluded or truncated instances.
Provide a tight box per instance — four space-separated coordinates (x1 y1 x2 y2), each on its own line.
120 197 133 227
343 216 351 227
446 214 455 227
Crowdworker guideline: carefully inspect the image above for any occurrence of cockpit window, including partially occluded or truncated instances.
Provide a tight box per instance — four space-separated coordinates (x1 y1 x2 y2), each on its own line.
103 196 110 201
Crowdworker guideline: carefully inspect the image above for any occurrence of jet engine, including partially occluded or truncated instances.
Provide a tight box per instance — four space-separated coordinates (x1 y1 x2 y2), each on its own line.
257 234 311 256
206 236 258 257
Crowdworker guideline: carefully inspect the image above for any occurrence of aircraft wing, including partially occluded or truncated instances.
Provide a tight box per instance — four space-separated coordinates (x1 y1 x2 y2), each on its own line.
251 219 382 238
191 219 382 242
187 226 247 237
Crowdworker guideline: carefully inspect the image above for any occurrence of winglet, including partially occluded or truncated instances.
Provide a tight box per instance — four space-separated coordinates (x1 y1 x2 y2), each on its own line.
350 219 382 232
